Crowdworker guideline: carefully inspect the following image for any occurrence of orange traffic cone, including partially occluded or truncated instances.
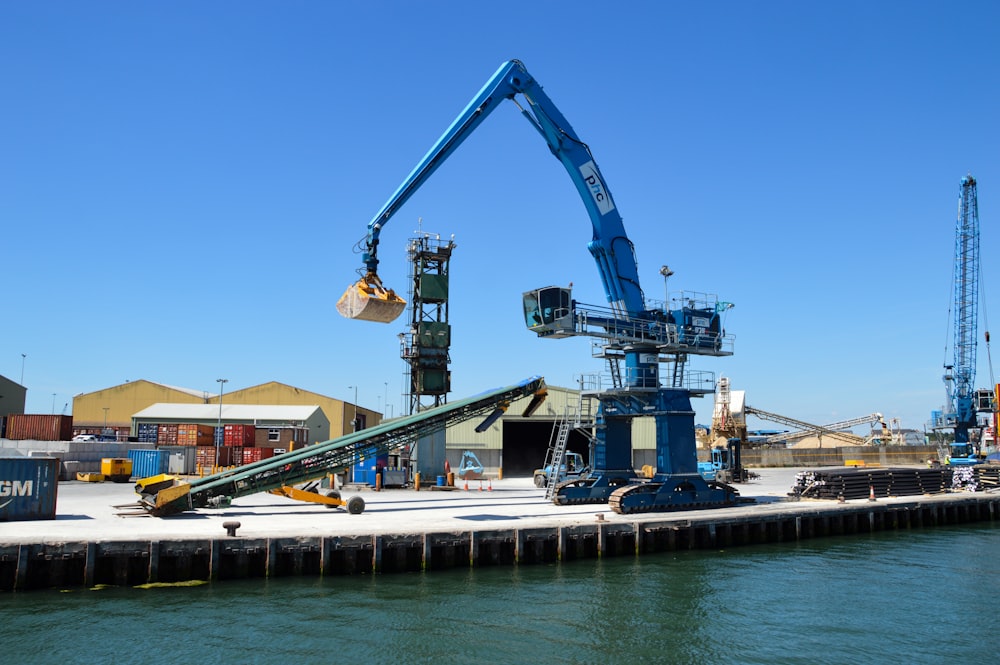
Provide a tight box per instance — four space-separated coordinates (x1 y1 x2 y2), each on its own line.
478 479 484 491
868 485 876 502
488 479 493 491
463 478 469 491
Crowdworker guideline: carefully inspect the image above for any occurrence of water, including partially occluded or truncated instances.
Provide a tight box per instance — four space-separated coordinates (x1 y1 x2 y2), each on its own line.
3 525 998 664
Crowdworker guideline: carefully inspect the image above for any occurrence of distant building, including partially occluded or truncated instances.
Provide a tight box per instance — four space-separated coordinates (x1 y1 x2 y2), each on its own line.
0 374 27 418
71 379 378 441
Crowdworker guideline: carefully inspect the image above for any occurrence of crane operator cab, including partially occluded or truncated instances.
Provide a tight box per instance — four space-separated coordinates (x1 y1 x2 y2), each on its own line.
523 286 575 338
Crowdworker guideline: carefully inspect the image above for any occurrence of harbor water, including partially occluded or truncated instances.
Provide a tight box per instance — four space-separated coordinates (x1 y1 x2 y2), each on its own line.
3 524 998 664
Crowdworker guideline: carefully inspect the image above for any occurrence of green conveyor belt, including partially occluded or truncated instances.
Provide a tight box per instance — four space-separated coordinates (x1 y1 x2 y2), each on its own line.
139 376 546 513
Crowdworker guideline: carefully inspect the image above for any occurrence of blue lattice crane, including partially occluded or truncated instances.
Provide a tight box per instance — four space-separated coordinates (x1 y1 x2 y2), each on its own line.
941 175 981 461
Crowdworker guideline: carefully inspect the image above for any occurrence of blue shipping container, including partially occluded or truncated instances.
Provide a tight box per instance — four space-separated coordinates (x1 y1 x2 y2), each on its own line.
128 450 170 479
0 456 59 521
137 423 159 443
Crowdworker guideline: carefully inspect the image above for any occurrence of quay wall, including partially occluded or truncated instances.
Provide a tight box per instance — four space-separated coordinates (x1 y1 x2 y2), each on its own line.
3 494 997 592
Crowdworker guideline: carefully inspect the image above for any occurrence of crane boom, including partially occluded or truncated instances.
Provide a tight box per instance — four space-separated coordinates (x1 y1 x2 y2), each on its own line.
337 59 644 323
745 405 865 446
757 411 884 445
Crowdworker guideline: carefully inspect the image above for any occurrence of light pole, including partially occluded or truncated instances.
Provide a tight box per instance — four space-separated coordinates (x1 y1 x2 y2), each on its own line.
348 385 358 432
216 378 228 468
384 381 389 419
51 393 56 414
659 265 674 305
20 353 26 386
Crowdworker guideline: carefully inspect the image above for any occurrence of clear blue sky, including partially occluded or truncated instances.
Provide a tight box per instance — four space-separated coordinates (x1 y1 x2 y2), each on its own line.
2 1 998 434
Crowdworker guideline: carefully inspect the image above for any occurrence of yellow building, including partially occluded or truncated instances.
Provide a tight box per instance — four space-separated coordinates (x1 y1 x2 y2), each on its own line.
72 379 377 441
212 381 379 438
73 380 208 431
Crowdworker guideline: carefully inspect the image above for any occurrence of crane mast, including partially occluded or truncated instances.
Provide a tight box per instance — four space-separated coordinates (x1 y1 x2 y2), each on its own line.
946 175 980 444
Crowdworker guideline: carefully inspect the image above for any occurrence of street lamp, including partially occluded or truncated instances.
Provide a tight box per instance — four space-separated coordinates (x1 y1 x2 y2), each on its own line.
20 353 26 386
659 265 674 305
348 385 358 432
216 379 228 468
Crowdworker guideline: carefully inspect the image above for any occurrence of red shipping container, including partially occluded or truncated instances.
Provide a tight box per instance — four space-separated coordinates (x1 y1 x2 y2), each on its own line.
196 446 235 467
177 424 216 447
158 425 178 446
224 423 255 447
5 415 74 441
240 447 275 464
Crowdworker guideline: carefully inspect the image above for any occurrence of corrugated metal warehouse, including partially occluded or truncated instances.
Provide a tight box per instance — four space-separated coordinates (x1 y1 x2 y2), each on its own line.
71 380 378 440
445 384 657 476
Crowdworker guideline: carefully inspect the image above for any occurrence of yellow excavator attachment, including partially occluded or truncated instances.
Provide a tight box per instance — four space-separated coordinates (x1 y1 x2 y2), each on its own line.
336 273 407 323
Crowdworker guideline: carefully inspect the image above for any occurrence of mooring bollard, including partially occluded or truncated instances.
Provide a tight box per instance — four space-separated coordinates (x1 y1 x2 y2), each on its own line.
223 521 241 537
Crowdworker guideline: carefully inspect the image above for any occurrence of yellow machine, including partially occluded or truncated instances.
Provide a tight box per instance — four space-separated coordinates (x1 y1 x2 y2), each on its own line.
269 483 365 514
101 457 133 483
336 273 406 323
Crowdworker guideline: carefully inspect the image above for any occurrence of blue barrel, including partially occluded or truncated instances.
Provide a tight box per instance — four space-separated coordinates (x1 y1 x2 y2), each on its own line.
436 475 446 486
0 456 59 521
128 450 170 478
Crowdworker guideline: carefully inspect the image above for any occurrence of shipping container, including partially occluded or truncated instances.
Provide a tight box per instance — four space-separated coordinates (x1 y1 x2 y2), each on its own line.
177 424 216 447
239 447 274 464
0 456 59 521
196 446 236 468
157 424 178 446
128 449 171 479
159 446 196 475
5 414 74 441
224 423 256 447
137 423 159 443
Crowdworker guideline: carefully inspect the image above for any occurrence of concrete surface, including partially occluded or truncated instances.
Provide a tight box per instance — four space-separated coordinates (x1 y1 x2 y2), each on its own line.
0 468 926 544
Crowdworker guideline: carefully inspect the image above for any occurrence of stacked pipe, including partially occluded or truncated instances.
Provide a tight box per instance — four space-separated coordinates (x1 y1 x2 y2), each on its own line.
789 467 956 500
974 465 1000 490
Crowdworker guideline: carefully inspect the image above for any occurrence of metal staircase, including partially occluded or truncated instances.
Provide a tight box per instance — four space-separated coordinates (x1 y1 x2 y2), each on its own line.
543 392 595 499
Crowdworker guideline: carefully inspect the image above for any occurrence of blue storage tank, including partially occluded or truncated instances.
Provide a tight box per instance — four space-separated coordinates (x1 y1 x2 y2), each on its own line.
0 456 59 521
128 449 171 479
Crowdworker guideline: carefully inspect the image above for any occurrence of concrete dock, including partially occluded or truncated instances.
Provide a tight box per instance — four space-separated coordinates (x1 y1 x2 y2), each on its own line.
3 468 998 591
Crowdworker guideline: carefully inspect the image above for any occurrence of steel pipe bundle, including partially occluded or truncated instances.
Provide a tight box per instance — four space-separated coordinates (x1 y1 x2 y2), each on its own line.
789 467 955 500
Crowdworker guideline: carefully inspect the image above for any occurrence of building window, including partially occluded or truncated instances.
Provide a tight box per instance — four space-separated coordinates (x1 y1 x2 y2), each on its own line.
268 428 281 442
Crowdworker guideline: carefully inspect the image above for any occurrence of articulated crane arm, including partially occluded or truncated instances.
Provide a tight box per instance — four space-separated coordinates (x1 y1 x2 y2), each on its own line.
337 59 645 323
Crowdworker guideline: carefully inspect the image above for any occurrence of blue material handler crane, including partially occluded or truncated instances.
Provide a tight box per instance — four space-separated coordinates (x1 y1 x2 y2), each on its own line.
339 60 739 513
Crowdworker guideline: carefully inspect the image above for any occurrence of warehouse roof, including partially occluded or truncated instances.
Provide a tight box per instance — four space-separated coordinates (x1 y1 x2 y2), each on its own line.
133 403 324 422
